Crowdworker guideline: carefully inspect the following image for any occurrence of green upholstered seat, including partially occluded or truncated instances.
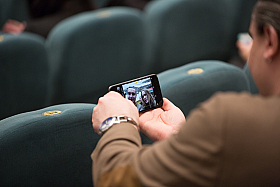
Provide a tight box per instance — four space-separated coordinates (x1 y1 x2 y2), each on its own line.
0 33 49 120
143 0 236 73
243 63 259 94
158 60 250 116
0 103 98 186
46 7 147 105
94 0 112 8
226 0 258 34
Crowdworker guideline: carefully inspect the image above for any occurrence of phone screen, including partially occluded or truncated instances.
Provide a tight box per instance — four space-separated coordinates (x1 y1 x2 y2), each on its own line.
237 33 252 45
109 74 163 113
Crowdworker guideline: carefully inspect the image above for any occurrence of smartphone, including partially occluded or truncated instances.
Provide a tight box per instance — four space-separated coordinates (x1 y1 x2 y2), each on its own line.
237 33 252 45
109 74 163 113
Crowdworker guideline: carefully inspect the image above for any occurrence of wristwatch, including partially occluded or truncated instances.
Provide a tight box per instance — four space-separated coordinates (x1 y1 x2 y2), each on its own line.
99 115 138 136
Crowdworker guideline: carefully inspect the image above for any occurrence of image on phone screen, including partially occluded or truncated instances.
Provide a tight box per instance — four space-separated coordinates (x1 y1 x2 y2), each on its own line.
109 74 163 113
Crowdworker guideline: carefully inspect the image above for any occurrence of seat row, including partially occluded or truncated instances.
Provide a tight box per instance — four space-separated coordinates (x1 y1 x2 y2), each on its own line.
0 0 257 120
0 0 260 185
0 58 256 186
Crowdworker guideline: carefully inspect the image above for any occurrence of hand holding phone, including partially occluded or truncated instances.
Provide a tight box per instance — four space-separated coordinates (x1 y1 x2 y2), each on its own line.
237 33 252 62
237 33 252 45
139 98 186 141
109 74 163 113
92 91 139 134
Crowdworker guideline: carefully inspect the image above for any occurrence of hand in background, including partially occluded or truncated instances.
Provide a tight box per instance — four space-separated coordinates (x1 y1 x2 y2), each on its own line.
2 19 26 35
236 34 252 62
139 98 186 142
92 91 139 134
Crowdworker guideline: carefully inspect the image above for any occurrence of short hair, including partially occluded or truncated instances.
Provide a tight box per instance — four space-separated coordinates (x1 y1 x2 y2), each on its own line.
253 0 280 38
127 87 136 92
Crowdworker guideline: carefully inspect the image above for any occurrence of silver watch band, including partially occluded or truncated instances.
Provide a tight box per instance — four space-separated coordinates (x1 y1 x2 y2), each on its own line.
99 115 138 136
117 116 138 127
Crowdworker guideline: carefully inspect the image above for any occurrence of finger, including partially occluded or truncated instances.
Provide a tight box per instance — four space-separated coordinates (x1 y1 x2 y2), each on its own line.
236 40 241 48
3 23 22 33
139 110 153 123
161 98 177 111
92 107 101 132
139 107 162 126
108 91 138 111
2 24 15 31
97 95 105 105
236 40 247 49
101 91 124 105
7 19 22 26
107 91 126 101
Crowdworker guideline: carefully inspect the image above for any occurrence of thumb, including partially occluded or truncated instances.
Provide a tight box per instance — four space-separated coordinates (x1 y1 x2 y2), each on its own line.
161 98 177 111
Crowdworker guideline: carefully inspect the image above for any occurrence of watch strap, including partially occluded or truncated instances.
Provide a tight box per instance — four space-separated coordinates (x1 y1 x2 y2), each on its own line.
99 115 138 136
117 116 138 127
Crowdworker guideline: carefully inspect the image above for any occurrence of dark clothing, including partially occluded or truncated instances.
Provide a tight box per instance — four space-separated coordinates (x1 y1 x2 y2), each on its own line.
25 0 95 38
104 0 152 10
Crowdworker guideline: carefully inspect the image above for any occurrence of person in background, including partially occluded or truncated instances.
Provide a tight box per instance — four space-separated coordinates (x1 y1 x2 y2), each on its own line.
91 0 280 186
228 33 253 68
236 32 253 63
2 0 96 38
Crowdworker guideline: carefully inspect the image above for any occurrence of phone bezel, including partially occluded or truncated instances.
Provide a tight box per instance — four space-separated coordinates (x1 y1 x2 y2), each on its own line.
109 74 163 113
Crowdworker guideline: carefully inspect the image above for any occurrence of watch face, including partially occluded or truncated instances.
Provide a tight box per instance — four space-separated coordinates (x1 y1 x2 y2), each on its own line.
99 117 114 133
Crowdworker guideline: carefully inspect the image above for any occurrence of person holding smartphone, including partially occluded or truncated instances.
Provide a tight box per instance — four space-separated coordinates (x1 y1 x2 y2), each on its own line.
91 0 280 186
